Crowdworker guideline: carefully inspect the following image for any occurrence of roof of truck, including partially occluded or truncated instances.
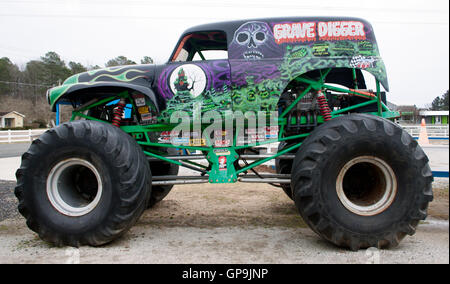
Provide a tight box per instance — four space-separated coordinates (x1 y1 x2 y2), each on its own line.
182 16 373 35
170 17 389 92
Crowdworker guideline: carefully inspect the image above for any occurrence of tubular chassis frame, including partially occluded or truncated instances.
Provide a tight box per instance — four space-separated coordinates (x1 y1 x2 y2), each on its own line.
65 68 399 185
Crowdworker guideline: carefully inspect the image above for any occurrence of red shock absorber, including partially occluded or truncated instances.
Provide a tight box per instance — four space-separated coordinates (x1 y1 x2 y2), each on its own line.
317 90 332 122
111 98 126 127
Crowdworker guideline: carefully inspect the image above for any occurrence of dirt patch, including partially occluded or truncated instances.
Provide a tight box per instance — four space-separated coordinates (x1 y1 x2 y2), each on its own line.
428 178 449 220
1 178 448 226
141 180 449 227
253 165 276 174
141 183 306 228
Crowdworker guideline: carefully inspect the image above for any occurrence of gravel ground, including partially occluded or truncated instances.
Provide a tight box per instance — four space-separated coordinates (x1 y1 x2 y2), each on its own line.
0 180 19 222
0 179 448 264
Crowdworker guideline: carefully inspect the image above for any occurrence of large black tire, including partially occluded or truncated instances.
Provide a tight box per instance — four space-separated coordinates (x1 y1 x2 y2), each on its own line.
147 148 179 208
15 120 151 247
291 114 433 250
275 142 294 200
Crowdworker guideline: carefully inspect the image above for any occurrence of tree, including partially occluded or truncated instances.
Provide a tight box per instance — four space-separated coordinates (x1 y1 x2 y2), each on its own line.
23 60 48 103
0 57 13 95
442 90 449 110
24 60 48 83
105 56 136 67
0 57 20 96
87 64 101 71
430 90 449 111
40 51 71 85
68 61 87 75
140 56 154 64
431 96 442 111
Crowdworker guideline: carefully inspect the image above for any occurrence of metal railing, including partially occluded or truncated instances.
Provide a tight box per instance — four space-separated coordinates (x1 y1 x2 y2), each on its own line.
0 129 47 143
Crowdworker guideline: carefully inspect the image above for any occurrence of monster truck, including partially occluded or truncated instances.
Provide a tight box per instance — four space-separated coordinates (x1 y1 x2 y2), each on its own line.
15 17 433 250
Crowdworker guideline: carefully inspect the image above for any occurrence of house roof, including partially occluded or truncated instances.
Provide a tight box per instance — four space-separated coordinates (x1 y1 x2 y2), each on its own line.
396 105 418 112
419 110 449 116
0 111 26 118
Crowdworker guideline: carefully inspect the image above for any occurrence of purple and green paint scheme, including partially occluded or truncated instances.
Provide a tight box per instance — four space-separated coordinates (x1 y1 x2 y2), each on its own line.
47 17 388 121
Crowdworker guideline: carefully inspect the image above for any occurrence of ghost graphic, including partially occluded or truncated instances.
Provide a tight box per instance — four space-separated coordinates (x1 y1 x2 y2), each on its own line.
230 21 281 60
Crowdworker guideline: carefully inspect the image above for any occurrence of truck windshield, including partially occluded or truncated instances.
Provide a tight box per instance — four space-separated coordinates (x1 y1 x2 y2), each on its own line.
171 31 228 62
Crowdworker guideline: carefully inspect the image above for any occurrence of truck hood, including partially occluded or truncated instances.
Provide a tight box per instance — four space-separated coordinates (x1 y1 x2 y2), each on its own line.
47 64 158 108
62 64 156 85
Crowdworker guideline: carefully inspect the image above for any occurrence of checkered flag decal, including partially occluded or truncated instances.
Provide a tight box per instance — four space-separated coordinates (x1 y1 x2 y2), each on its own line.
349 56 376 69
350 56 364 68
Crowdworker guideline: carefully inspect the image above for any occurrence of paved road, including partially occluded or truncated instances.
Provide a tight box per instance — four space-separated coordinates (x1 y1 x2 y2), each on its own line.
422 145 449 172
0 143 30 158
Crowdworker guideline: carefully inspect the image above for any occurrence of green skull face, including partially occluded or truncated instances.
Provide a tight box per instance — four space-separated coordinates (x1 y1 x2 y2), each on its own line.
259 87 269 99
247 89 257 101
232 93 243 105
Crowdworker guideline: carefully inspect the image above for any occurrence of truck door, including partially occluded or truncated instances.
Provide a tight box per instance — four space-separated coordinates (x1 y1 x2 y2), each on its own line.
156 31 232 121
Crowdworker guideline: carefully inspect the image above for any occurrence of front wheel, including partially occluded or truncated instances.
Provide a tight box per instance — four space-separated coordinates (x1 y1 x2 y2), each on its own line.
15 120 151 247
291 114 433 250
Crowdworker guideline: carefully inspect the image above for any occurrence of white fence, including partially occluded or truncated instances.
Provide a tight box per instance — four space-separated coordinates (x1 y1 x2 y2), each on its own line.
401 125 449 138
0 129 48 143
0 126 447 143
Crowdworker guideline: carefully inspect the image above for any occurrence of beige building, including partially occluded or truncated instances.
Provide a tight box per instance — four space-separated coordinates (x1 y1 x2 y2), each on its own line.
0 111 25 128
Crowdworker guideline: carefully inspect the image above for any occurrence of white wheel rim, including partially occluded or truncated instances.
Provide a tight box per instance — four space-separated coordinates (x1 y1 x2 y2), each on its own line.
46 158 103 217
336 156 397 216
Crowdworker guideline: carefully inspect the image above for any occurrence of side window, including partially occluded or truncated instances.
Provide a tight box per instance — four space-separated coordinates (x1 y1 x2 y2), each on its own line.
192 50 228 61
171 31 228 62
173 49 189 62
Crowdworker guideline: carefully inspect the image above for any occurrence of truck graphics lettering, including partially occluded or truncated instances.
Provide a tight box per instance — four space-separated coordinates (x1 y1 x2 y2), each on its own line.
273 21 366 44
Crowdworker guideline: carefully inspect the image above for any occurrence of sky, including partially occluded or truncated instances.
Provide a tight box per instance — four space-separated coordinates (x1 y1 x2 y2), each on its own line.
0 0 448 107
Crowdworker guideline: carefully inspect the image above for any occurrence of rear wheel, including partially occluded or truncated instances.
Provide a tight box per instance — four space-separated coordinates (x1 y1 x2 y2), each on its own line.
291 114 433 250
15 120 151 247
